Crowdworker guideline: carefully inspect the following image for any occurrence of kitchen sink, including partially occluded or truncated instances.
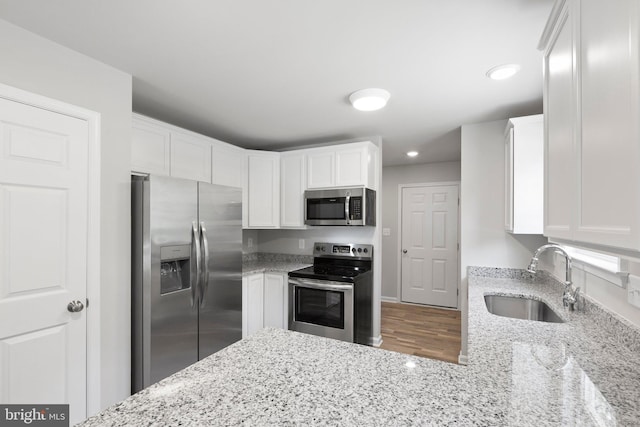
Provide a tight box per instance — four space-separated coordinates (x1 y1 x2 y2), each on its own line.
484 295 564 323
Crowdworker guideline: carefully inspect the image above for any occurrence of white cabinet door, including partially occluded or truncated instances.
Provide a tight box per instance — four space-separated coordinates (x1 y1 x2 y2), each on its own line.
131 117 170 175
335 147 366 187
574 0 640 249
247 151 280 228
242 274 264 337
507 115 543 234
280 152 306 227
171 131 212 182
211 143 245 189
263 273 287 329
307 150 335 188
306 142 378 190
504 125 514 232
543 2 575 241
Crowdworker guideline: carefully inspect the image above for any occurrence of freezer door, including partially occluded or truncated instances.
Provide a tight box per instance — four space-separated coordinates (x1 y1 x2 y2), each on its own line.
147 175 199 387
198 182 243 359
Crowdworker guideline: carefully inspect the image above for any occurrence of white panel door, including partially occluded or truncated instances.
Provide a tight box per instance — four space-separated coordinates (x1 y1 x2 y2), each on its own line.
401 186 458 308
0 97 88 423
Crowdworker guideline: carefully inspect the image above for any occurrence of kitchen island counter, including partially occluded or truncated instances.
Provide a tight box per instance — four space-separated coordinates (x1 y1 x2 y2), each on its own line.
79 268 640 426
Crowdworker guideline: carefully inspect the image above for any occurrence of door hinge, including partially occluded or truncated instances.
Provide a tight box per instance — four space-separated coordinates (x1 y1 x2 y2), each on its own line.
457 243 459 251
86 298 89 308
457 289 459 296
458 198 460 206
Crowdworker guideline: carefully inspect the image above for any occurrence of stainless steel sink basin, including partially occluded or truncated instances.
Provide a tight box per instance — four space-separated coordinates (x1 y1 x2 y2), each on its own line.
484 295 564 323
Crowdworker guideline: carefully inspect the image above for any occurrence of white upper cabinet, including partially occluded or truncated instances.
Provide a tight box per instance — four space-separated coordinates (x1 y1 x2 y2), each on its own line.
247 151 280 228
280 152 306 228
542 0 575 241
211 143 246 189
504 115 544 234
131 116 170 175
540 0 640 251
171 131 212 182
306 149 334 188
306 142 378 190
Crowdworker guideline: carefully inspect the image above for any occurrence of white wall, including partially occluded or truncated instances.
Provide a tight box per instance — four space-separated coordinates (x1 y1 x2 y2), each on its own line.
0 20 132 411
460 119 547 358
381 161 461 300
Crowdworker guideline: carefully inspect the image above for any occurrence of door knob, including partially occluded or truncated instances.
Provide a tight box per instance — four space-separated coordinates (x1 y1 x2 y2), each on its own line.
67 300 85 313
402 249 408 254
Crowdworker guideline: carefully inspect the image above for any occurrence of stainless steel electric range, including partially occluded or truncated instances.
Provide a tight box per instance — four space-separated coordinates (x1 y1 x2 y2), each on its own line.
288 242 373 345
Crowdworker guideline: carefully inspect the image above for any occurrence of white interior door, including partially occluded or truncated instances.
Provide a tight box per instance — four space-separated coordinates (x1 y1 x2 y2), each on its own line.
401 185 459 308
0 96 89 423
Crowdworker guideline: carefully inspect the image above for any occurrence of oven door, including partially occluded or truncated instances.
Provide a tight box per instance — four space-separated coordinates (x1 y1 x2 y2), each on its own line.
288 278 354 342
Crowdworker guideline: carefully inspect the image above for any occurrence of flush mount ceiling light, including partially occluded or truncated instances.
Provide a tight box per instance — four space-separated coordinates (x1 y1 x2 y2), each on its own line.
349 88 390 111
486 64 521 80
406 151 419 157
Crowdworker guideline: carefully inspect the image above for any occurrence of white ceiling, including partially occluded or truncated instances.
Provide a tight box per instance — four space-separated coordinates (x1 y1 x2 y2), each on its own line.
0 0 554 166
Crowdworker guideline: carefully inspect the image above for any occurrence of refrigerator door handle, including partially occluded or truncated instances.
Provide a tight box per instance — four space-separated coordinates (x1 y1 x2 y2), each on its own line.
199 221 210 308
191 222 201 308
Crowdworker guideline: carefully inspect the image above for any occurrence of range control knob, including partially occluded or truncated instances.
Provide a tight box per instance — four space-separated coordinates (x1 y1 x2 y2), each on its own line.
315 246 321 251
363 248 368 253
357 248 362 253
352 248 357 253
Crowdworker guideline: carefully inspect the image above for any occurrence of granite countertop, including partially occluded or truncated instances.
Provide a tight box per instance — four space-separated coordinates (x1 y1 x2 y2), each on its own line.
78 267 640 426
242 253 312 276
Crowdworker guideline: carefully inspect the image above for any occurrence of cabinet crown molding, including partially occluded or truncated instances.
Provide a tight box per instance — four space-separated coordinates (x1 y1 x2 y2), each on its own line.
538 0 568 50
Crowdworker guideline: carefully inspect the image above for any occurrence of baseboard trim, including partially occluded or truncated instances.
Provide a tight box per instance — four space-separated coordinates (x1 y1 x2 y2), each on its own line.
371 335 383 347
381 296 398 303
458 353 468 365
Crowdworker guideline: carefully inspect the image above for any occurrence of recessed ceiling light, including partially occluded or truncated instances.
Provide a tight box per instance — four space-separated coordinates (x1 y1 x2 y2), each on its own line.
486 64 521 80
349 88 390 111
407 151 419 157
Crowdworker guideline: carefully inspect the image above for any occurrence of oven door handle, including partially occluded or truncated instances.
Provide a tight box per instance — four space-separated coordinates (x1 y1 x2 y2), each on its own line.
289 278 353 291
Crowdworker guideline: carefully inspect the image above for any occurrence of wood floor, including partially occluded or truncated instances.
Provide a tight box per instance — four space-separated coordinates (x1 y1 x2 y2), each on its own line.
379 301 461 364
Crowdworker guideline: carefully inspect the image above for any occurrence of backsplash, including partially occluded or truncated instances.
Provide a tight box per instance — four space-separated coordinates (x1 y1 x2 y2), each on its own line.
242 252 314 264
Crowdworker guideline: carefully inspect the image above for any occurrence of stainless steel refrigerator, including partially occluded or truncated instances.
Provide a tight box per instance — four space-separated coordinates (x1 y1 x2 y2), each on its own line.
131 174 242 393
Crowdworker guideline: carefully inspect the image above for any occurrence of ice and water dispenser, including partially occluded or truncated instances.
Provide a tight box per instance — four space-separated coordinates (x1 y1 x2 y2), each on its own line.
159 245 191 294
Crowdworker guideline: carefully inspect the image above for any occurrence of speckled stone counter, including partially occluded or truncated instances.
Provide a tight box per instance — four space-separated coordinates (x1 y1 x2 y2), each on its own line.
78 267 640 426
466 267 640 426
242 252 312 276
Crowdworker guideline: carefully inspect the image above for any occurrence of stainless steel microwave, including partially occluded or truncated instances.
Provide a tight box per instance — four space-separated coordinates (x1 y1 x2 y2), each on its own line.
304 187 376 226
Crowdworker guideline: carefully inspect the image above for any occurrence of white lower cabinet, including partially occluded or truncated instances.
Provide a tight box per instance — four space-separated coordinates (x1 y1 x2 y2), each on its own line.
242 272 288 338
264 273 287 329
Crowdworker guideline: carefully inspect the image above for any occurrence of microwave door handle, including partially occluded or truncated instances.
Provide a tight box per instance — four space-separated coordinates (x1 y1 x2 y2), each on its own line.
345 194 351 221
190 222 201 308
199 221 210 308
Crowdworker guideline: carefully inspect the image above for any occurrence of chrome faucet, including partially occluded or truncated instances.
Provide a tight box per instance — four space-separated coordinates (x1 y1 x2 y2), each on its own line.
527 243 580 311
